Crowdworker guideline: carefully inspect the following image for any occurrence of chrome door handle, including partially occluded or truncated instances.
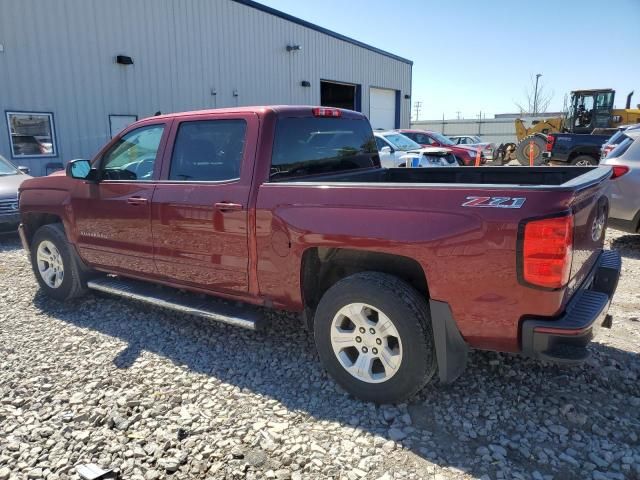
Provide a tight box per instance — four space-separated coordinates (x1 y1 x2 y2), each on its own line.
214 202 243 212
127 196 148 205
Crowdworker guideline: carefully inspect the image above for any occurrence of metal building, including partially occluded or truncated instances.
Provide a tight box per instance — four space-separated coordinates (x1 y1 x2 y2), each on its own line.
0 0 412 176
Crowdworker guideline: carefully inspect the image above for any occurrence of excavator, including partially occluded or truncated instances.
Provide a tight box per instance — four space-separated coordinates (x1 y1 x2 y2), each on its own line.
497 89 640 165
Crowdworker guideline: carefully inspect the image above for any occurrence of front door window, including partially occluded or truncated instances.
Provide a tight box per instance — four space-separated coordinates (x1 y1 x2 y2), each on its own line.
101 125 165 181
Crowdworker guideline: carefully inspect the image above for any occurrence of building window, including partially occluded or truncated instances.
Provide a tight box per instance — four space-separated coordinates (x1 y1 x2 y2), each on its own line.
6 111 57 158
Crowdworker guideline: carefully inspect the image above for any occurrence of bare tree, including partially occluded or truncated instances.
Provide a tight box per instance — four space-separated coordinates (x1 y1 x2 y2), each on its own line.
514 74 554 115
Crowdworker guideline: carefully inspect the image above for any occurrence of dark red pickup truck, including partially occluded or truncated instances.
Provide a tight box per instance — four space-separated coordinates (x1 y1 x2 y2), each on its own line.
19 106 621 403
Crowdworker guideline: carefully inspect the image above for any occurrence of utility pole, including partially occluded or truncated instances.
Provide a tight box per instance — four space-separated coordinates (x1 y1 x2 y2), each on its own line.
456 111 461 120
413 101 423 121
533 73 542 116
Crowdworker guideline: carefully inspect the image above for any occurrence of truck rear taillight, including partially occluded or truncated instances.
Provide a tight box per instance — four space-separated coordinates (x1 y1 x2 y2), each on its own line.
521 215 573 289
545 135 556 152
312 107 342 117
611 165 629 179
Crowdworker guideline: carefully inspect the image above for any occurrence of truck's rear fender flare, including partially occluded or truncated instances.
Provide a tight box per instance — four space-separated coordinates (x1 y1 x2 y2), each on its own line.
568 148 599 163
300 247 469 384
300 247 430 317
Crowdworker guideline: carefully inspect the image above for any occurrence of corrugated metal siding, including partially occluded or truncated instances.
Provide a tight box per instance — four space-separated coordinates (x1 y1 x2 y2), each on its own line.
0 0 411 175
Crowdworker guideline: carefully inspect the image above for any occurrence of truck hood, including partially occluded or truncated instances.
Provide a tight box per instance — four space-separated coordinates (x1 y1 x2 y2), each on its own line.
0 173 31 199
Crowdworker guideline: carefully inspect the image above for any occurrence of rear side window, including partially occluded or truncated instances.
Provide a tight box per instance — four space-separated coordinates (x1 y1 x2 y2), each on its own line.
606 130 626 146
169 120 246 181
270 117 379 181
608 136 633 159
412 133 434 145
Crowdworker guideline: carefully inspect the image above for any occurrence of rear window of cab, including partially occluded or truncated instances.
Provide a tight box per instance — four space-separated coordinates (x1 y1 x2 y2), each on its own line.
269 117 379 181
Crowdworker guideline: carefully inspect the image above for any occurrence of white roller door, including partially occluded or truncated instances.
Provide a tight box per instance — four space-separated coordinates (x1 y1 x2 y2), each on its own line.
369 87 396 130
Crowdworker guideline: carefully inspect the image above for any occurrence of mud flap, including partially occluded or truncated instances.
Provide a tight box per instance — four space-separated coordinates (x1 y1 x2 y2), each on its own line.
429 299 469 384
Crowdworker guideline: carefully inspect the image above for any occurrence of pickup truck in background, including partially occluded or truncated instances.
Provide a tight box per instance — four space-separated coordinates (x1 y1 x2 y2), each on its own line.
543 132 612 165
19 106 621 403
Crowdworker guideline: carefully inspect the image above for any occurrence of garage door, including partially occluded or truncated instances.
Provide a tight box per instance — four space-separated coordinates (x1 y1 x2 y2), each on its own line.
369 88 397 130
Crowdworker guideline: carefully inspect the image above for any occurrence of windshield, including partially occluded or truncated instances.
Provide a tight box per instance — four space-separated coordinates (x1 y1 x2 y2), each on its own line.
429 131 455 146
0 155 19 176
383 134 422 151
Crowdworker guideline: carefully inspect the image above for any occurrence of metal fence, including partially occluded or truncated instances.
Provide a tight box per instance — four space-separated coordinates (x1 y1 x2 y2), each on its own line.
410 116 558 145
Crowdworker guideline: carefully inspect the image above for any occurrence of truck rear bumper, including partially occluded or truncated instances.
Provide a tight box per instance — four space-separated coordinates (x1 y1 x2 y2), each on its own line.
520 250 621 364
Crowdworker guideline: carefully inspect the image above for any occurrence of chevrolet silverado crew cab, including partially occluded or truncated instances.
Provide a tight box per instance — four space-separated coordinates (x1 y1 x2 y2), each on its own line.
19 106 621 403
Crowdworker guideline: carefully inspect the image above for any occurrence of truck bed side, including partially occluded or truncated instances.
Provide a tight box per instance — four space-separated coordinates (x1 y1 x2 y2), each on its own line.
254 168 610 353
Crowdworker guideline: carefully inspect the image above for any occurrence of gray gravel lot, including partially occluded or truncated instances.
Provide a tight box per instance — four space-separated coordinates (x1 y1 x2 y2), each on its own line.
1 229 639 480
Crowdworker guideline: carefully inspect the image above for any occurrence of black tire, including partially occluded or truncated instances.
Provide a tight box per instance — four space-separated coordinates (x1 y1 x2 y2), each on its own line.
515 135 547 166
571 155 598 166
30 223 89 301
313 272 437 404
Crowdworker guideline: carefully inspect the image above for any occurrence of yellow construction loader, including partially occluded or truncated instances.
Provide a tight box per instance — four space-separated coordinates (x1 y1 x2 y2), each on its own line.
500 89 640 165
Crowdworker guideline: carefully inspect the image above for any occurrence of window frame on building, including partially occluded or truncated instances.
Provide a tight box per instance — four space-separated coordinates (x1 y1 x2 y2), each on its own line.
5 110 58 158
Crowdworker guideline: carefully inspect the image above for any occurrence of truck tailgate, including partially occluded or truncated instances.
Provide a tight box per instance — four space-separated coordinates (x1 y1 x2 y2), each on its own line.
564 175 610 300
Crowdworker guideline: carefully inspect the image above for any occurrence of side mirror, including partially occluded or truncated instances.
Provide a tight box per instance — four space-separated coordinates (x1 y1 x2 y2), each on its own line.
18 166 30 174
380 146 392 154
66 159 97 181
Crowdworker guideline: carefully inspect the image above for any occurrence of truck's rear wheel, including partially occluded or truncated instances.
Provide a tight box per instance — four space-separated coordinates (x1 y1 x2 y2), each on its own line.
313 272 436 403
571 155 597 166
31 224 89 301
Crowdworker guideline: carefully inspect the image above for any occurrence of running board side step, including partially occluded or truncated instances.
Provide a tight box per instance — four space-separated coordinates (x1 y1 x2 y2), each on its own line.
87 276 264 330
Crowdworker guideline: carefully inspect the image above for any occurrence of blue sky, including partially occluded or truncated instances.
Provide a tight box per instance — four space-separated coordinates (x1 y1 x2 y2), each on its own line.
259 0 640 120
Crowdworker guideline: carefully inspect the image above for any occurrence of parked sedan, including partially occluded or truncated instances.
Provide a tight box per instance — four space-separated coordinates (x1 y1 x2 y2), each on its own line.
601 129 640 234
397 129 485 166
0 155 31 232
448 135 496 160
374 131 457 168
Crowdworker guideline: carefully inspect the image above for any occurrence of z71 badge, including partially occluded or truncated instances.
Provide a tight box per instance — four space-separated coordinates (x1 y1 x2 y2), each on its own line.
462 196 526 209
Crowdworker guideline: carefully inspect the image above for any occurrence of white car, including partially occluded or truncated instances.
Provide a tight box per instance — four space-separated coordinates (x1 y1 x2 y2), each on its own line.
374 131 457 168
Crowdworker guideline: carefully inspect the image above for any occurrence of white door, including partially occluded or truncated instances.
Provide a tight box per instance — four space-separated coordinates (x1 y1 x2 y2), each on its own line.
369 88 396 130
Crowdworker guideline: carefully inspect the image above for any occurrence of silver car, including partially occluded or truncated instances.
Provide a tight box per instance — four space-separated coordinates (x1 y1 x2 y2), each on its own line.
448 135 496 160
0 155 31 233
601 130 640 234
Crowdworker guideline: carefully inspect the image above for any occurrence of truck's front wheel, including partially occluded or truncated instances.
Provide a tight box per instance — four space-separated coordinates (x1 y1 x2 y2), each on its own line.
30 224 89 301
314 272 436 403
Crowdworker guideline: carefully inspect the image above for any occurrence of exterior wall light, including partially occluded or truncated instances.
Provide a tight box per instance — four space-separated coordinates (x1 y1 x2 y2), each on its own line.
116 55 134 65
286 45 301 52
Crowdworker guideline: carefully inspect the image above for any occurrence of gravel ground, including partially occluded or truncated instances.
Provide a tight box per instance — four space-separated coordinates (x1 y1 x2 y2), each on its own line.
0 229 639 480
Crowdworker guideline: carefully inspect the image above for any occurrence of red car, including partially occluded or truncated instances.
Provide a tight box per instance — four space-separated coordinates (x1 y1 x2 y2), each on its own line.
19 106 619 403
398 129 486 166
